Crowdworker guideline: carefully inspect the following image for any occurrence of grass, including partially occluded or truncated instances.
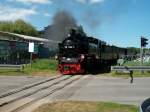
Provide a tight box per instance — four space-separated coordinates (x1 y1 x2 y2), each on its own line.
23 59 58 75
33 101 138 112
123 60 150 66
0 69 25 76
0 59 59 76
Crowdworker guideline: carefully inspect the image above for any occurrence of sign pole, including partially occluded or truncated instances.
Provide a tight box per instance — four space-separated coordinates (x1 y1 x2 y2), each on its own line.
140 45 143 74
30 52 32 68
28 42 34 68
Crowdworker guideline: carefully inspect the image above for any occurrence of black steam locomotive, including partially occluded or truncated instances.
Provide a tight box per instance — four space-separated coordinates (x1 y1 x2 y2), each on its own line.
58 29 128 74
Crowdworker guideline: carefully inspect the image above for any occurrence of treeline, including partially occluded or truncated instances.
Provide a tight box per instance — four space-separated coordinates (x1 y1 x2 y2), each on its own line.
127 47 150 54
0 19 39 36
127 47 140 54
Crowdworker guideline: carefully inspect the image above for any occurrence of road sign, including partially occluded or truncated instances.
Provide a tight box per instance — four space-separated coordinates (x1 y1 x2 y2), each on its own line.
28 42 34 53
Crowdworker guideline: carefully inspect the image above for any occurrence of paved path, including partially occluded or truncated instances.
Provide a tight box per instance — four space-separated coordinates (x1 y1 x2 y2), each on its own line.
0 75 150 106
54 76 150 105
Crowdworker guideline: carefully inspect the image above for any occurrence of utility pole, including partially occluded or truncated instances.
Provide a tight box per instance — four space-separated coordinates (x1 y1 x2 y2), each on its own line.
140 36 148 74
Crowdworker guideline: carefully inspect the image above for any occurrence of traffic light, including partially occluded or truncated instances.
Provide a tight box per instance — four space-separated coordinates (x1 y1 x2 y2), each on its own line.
141 37 148 47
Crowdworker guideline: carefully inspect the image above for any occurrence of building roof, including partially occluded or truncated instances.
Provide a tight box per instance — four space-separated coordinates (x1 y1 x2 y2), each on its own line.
0 31 59 43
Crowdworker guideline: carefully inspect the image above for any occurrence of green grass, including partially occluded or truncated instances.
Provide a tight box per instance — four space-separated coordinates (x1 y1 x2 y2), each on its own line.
123 61 141 66
33 101 138 112
0 69 25 76
123 60 150 66
0 59 59 76
23 59 58 73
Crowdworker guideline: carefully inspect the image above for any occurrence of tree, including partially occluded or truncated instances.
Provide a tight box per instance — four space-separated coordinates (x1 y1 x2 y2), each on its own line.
0 21 14 32
127 47 140 54
0 19 39 36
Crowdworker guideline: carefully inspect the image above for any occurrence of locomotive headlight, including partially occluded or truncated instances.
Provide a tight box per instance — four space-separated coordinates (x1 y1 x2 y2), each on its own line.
81 54 85 59
68 45 75 48
68 46 72 48
67 58 71 61
68 34 71 37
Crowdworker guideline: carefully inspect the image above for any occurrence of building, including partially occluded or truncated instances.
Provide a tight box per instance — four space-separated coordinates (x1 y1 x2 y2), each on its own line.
0 31 50 64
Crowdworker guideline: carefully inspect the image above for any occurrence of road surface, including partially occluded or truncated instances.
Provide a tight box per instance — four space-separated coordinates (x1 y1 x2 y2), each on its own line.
0 75 150 112
53 76 150 105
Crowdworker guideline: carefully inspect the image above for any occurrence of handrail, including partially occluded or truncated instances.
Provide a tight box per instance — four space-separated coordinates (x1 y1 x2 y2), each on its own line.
111 66 150 71
0 64 22 71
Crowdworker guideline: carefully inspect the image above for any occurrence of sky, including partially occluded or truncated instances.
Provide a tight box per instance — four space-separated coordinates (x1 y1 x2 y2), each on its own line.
0 0 150 48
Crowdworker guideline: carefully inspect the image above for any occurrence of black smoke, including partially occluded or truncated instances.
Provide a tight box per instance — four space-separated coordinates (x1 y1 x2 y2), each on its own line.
44 10 77 43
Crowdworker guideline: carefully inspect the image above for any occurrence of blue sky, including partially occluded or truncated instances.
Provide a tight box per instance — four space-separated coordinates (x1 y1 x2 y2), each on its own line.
0 0 150 48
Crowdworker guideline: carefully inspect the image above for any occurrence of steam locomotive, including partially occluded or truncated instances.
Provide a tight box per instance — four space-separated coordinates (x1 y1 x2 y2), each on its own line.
58 29 128 74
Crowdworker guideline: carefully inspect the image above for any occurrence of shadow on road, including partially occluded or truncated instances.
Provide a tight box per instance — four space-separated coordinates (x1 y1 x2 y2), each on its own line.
87 65 111 75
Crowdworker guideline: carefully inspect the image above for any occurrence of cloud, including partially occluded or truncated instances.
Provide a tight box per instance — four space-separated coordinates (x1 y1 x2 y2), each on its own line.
90 0 105 4
8 0 52 4
76 0 105 4
0 6 36 21
76 0 87 4
43 12 51 17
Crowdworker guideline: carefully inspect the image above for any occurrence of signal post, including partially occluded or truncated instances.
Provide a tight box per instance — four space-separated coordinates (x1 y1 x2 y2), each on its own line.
140 37 148 73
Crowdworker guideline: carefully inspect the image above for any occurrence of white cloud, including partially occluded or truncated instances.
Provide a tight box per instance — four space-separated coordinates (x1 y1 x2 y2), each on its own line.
76 0 105 4
8 0 52 4
76 0 87 4
43 12 51 17
0 6 36 21
90 0 105 4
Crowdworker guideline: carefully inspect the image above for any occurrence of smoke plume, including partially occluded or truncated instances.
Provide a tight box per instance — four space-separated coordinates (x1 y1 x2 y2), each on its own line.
83 10 101 29
44 10 77 43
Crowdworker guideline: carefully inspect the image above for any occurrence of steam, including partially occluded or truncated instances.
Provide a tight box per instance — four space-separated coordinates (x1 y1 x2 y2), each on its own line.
83 10 101 29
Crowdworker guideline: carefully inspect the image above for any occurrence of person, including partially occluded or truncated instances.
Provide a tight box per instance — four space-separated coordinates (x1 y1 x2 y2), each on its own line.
129 70 133 83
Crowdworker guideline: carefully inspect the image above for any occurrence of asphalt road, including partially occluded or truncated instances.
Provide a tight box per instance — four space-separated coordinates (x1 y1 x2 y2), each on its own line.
0 75 150 106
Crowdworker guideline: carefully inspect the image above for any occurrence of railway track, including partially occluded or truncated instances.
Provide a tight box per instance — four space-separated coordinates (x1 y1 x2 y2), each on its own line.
0 76 62 98
0 75 84 112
